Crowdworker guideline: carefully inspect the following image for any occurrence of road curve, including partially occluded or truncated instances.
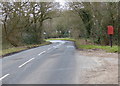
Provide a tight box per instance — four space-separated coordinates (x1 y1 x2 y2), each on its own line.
1 40 102 84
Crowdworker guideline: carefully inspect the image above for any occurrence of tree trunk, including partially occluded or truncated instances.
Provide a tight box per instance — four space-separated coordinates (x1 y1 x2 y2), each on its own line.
6 37 18 47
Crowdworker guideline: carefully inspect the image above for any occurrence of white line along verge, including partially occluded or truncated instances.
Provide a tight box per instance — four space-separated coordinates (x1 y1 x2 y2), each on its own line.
0 74 10 81
38 51 46 56
18 58 34 68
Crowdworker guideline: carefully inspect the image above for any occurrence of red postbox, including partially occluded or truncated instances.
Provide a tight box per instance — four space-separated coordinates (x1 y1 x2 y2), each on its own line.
107 26 114 35
107 26 114 47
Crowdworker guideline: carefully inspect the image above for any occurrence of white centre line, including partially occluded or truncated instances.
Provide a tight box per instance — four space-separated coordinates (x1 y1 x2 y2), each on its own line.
53 46 57 48
38 51 46 55
18 58 34 68
0 74 10 81
47 48 52 50
53 45 60 48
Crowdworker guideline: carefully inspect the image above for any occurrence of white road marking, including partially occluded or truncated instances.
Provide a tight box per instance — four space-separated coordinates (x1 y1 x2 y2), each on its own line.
59 44 62 46
18 58 34 68
53 46 56 48
53 46 57 48
67 46 74 48
53 44 60 48
48 48 52 50
38 51 46 55
57 45 60 47
0 74 10 81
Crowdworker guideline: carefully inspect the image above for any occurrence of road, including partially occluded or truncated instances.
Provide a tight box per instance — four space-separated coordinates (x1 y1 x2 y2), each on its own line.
0 40 117 84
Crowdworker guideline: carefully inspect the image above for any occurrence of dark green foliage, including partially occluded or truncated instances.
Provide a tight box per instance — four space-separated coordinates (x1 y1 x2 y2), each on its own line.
69 2 118 45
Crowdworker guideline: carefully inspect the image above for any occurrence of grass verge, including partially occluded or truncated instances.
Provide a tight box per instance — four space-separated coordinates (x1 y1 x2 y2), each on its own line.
0 42 51 57
75 39 118 53
46 38 75 41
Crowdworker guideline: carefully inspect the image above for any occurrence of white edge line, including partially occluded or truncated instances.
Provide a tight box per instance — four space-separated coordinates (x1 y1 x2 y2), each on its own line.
18 58 34 68
0 74 10 81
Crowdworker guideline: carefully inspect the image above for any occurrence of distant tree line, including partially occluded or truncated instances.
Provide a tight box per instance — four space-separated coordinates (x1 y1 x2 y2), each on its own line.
1 2 119 48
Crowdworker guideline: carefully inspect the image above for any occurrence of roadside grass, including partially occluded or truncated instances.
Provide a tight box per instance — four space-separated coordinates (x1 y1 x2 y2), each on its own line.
46 38 75 41
77 45 118 53
0 42 51 57
75 39 118 53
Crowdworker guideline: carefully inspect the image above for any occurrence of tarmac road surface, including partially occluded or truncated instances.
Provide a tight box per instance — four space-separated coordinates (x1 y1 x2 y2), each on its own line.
0 40 112 84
